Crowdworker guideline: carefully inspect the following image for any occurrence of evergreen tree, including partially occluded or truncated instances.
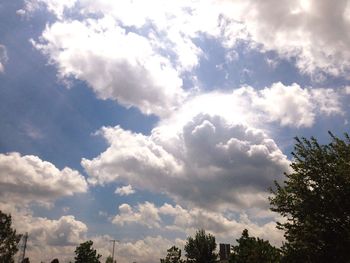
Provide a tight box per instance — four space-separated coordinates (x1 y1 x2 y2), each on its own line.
160 246 184 263
0 210 22 263
270 133 350 262
184 229 217 263
74 240 101 263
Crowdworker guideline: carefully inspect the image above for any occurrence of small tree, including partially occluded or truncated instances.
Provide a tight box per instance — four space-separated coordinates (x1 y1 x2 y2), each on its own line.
270 133 350 262
105 256 116 263
0 210 22 263
74 240 101 263
230 229 281 263
160 246 184 263
184 229 217 263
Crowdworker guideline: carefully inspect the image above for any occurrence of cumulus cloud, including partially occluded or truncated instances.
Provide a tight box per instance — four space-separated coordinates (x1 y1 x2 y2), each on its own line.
82 112 290 211
112 202 161 228
115 184 135 196
237 83 343 127
220 0 350 78
110 201 284 247
82 81 344 211
0 202 88 263
0 44 8 73
29 0 350 81
91 235 185 263
32 17 185 117
0 152 88 206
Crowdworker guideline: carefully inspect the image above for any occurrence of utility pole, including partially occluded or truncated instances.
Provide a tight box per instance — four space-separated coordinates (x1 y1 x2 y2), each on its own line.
18 232 28 263
109 239 119 263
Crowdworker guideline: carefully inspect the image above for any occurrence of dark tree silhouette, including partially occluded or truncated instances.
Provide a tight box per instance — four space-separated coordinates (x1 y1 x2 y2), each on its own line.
184 229 217 263
230 229 281 263
160 246 184 263
0 210 22 263
270 133 350 262
74 240 101 263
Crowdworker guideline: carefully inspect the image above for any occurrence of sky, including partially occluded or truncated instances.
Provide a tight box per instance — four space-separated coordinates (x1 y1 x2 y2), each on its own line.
1 0 350 262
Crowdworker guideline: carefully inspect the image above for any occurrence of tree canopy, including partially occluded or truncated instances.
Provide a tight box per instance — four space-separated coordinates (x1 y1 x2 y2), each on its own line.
160 246 184 263
269 133 350 262
184 229 217 263
74 240 101 263
105 256 116 263
0 210 22 263
230 229 281 263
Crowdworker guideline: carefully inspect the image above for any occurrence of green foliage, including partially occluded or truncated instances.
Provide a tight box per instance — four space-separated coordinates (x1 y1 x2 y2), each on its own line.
230 229 281 263
0 210 22 263
105 256 116 263
269 133 350 262
74 240 101 263
184 229 217 263
160 246 184 263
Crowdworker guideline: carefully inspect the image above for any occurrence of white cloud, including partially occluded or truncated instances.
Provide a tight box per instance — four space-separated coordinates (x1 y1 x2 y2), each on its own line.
0 152 88 206
24 0 77 19
32 17 185 117
0 203 88 263
110 201 284 247
82 81 344 212
82 112 290 211
241 82 343 127
113 235 184 263
0 44 8 73
115 184 135 196
219 0 350 78
112 202 161 228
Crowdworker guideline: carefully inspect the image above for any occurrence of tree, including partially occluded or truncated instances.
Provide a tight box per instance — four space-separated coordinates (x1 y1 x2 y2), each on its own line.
184 229 217 263
230 229 281 263
105 256 116 263
269 133 350 262
0 210 22 263
74 240 101 263
160 246 184 263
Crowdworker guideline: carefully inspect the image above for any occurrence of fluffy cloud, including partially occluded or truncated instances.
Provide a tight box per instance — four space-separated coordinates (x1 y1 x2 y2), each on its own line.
82 112 290 211
221 0 350 78
82 82 344 211
0 152 88 206
0 44 8 73
106 235 184 263
0 203 88 263
110 201 284 246
112 202 161 228
236 83 343 127
32 17 185 117
29 0 350 82
115 184 135 196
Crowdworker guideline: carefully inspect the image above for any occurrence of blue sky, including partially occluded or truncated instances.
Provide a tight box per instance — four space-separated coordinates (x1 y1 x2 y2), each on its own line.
1 0 350 262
